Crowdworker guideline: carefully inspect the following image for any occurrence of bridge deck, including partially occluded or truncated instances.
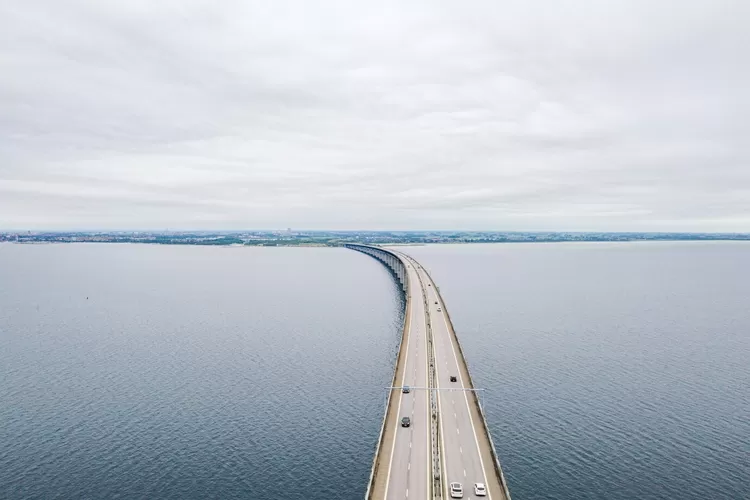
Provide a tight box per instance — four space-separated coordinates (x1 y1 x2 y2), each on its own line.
352 244 511 500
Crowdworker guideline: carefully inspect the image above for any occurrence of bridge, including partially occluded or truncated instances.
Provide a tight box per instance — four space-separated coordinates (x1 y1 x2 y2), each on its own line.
346 244 512 500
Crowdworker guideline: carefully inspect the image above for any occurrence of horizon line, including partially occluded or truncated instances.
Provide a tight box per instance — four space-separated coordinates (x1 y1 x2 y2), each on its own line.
2 229 750 235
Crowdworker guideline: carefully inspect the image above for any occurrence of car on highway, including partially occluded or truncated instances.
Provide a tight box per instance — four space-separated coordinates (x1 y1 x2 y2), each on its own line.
450 375 457 382
474 483 487 496
401 417 411 427
449 482 463 498
437 307 442 311
402 385 410 394
434 301 438 304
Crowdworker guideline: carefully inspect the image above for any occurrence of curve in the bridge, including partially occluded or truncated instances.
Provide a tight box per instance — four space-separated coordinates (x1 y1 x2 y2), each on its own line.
347 244 512 500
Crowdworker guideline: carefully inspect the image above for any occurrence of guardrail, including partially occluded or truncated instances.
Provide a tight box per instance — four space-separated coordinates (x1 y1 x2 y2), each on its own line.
419 265 513 500
350 245 511 500
414 262 443 498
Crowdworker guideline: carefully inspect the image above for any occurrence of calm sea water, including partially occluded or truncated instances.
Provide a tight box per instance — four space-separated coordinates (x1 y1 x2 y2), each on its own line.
0 244 402 499
2 242 748 499
406 242 750 500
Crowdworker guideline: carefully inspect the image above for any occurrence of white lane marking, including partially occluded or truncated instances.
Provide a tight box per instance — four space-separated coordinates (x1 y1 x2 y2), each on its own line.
422 277 431 500
408 463 411 471
406 488 409 497
440 310 493 500
460 446 463 454
464 469 467 477
431 289 450 500
410 441 412 449
457 428 460 434
407 258 451 500
383 269 414 499
402 253 432 500
405 257 432 500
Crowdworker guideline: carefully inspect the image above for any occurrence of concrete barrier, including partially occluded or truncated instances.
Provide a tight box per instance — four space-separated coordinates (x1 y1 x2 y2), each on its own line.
349 245 512 500
419 265 513 500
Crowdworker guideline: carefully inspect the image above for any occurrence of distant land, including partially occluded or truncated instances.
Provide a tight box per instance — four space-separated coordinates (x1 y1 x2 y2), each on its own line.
1 230 749 246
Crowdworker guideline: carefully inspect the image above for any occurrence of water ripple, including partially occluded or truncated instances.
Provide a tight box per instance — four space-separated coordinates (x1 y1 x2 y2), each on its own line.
0 244 402 500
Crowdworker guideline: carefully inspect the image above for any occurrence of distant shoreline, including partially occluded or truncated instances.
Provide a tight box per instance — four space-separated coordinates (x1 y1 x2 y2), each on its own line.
2 232 749 248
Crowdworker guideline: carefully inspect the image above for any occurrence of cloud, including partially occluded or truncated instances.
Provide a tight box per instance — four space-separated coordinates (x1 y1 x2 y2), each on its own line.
1 0 748 230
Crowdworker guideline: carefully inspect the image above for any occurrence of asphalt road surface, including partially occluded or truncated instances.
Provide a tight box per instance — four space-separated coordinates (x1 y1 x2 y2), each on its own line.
384 260 431 500
422 269 493 500
381 251 502 500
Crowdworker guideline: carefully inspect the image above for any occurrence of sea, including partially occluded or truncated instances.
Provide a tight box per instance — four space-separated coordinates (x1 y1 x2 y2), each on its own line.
1 242 748 499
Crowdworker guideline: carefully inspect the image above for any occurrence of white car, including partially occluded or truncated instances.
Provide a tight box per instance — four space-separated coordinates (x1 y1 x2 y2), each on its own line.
437 307 442 311
449 482 463 498
474 482 487 496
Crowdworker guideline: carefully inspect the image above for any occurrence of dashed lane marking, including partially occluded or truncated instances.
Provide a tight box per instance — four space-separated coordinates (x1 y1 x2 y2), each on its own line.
439 301 493 500
383 280 412 500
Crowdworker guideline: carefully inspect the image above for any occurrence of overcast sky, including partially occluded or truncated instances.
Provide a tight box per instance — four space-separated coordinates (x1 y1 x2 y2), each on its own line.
1 0 748 231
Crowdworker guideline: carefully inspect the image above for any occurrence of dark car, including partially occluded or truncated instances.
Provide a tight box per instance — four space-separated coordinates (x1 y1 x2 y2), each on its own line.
401 417 411 427
450 375 457 382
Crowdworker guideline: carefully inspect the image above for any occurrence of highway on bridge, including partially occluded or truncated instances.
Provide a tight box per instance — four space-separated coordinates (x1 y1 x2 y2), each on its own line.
383 259 431 499
420 261 495 500
389 252 500 500
349 243 510 500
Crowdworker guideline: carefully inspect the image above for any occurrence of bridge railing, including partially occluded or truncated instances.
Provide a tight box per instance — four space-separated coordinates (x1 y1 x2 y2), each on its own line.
419 264 513 500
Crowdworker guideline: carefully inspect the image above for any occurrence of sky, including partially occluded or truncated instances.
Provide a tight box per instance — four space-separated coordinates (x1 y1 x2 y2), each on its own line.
1 0 748 231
